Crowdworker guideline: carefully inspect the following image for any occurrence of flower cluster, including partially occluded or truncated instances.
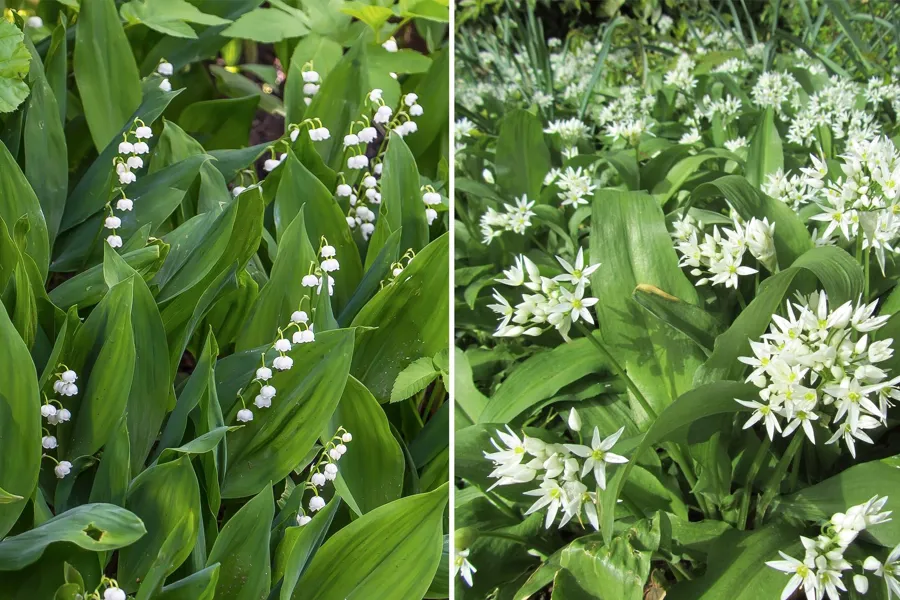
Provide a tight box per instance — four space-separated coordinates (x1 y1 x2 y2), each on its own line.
763 168 818 211
544 166 597 208
157 59 173 92
671 214 776 289
483 422 627 530
342 172 381 240
41 365 78 479
479 195 536 244
263 119 331 173
300 63 320 106
804 138 900 272
421 185 441 225
488 248 600 340
105 118 154 248
295 427 352 525
300 238 339 297
767 496 893 600
751 71 801 116
736 291 896 456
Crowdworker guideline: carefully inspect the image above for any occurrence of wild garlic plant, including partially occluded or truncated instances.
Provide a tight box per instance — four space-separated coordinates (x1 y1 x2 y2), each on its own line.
672 214 777 290
767 496 892 600
487 248 600 340
736 291 896 457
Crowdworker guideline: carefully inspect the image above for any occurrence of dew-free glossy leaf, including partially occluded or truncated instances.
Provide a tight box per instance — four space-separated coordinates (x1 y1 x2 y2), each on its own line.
495 109 551 201
0 20 30 114
0 139 49 279
379 134 429 254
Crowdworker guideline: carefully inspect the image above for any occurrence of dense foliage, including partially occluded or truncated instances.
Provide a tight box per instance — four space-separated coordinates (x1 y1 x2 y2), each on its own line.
0 0 449 598
454 1 900 599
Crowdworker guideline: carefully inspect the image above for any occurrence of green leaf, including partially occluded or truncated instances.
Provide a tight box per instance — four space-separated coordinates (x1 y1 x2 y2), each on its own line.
178 95 260 150
0 487 23 504
0 503 146 571
294 484 448 600
154 564 220 600
350 234 449 402
632 284 725 355
495 109 551 200
667 525 802 599
341 3 394 32
222 7 308 43
402 49 448 173
206 485 274 600
118 456 200 592
590 191 706 421
284 34 343 125
135 515 194 600
328 377 404 514
273 151 362 313
391 357 439 403
23 39 67 246
277 498 340 600
89 416 131 507
0 303 41 538
59 277 136 459
0 20 30 113
221 329 355 499
745 107 783 188
773 460 900 548
0 139 49 280
120 0 231 40
74 0 142 151
379 134 430 254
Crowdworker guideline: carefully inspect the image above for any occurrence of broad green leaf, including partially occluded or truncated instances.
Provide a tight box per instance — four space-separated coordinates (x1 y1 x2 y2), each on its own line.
221 329 354 498
103 245 172 471
0 303 41 538
632 284 725 355
23 39 67 246
44 19 67 125
209 66 284 115
221 7 308 43
74 0 142 151
154 564 220 600
327 377 404 514
557 516 661 600
651 148 741 204
391 357 439 403
284 34 343 125
120 0 231 40
340 228 401 325
236 206 317 351
590 191 706 421
178 95 260 150
379 134 429 254
350 234 449 402
135 516 194 600
277 497 340 600
367 47 433 74
667 525 801 599
401 48 448 173
745 107 783 188
495 109 551 200
0 20 30 113
294 484 448 600
478 334 608 423
0 139 49 279
118 456 200 592
273 151 362 313
0 504 146 571
341 3 393 32
89 417 131 507
206 485 273 599
773 460 900 548
59 277 136 459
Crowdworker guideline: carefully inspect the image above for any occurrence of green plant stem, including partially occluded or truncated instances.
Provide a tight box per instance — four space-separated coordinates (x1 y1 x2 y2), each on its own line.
634 143 642 190
755 433 804 526
574 321 655 419
467 481 522 522
737 435 771 530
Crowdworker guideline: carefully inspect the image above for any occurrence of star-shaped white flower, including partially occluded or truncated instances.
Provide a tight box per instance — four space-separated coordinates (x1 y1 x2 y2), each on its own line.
563 426 628 489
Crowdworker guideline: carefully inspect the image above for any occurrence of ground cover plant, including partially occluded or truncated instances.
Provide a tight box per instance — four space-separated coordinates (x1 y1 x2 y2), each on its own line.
454 0 900 598
0 0 450 598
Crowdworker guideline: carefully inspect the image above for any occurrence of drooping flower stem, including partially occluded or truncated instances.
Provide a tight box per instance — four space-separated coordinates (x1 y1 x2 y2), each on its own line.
755 433 804 527
737 434 772 530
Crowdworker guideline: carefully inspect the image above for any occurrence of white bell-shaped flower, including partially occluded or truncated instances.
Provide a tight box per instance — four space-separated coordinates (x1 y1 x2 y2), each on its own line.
374 163 383 175
263 158 281 172
343 134 360 148
409 104 423 117
54 460 72 479
236 409 253 423
392 267 403 277
107 235 123 248
426 208 438 225
329 448 341 460
324 463 338 480
360 223 375 239
274 338 291 353
126 156 143 170
60 383 78 396
254 395 271 409
336 184 352 197
422 191 441 205
134 141 150 154
41 404 57 418
373 105 393 124
159 79 172 92
358 127 378 143
256 367 272 381
42 435 57 449
404 93 418 107
105 216 121 230
273 356 293 371
57 408 71 423
342 432 352 443
382 38 398 52
158 62 174 76
320 245 336 258
311 472 326 487
119 141 134 154
336 443 347 455
309 495 326 511
320 258 340 272
302 70 319 83
302 83 319 96
116 198 134 211
368 88 383 102
61 370 77 383
301 274 318 287
259 385 276 400
363 176 378 188
297 514 312 526
104 587 126 600
293 329 315 344
346 216 356 228
135 126 153 139
118 170 136 185
291 310 308 324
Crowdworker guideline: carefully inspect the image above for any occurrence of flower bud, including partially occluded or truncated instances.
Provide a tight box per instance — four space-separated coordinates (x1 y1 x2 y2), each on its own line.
159 79 172 92
329 448 341 460
336 443 347 455
158 62 174 76
303 83 319 96
566 407 582 431
426 208 437 225
342 432 352 443
382 38 398 52
302 71 320 83
297 515 312 526
105 587 127 600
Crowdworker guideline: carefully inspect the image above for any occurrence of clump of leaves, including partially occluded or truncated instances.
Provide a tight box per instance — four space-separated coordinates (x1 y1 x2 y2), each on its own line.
0 1 449 598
